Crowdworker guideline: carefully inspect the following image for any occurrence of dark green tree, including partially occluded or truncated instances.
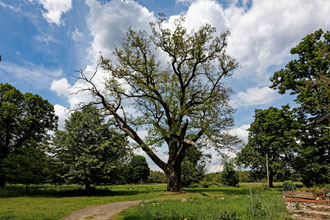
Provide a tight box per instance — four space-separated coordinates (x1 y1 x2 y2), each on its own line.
78 15 238 191
221 158 239 186
126 155 150 183
270 29 329 116
181 145 209 187
53 105 129 191
237 105 300 187
0 83 57 187
3 144 50 192
270 29 329 186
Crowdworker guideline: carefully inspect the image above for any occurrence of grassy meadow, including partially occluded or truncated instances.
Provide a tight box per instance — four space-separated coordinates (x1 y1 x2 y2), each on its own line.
0 183 290 220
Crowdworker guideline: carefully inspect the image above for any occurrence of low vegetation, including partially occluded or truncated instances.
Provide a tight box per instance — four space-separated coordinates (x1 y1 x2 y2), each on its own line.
0 183 290 220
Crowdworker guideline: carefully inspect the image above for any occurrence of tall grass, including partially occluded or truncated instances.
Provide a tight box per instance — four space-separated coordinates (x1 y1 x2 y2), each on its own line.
0 183 289 220
119 193 288 220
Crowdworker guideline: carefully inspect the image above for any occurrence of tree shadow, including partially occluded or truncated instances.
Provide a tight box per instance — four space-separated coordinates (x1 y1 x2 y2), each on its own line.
0 185 164 198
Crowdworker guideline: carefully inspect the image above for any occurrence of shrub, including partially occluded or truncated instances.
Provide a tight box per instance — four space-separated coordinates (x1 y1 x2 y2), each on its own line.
283 180 296 191
221 160 239 186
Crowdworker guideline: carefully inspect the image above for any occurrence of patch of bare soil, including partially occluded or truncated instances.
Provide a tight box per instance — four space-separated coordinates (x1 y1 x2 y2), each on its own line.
64 200 142 220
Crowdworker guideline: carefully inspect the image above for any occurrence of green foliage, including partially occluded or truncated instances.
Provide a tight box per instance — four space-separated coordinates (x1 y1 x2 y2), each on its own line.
282 180 296 191
146 171 167 183
126 155 150 183
238 171 251 183
80 14 239 191
248 200 269 219
3 146 49 191
270 29 329 116
181 145 209 187
52 106 129 190
221 159 239 186
0 83 57 187
237 105 300 187
270 29 330 187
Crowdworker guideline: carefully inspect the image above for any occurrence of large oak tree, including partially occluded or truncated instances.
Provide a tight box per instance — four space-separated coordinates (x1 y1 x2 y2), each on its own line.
78 15 238 191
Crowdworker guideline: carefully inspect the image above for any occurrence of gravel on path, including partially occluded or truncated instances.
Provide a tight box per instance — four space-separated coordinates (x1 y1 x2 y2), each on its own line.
64 200 142 220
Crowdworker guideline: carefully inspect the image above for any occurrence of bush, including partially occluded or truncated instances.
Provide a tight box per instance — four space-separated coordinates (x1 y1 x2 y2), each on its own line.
283 180 296 191
199 179 209 188
221 160 239 186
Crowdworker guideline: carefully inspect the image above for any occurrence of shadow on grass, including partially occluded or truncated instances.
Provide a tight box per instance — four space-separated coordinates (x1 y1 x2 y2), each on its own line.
0 185 165 198
184 187 250 195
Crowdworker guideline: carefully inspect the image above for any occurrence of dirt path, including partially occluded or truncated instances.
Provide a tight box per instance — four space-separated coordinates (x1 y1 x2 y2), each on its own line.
64 200 142 220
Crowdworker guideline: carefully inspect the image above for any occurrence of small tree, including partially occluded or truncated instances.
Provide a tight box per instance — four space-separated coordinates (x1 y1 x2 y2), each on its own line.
53 106 129 191
221 158 239 186
126 155 150 183
77 14 239 191
237 105 300 187
181 145 209 187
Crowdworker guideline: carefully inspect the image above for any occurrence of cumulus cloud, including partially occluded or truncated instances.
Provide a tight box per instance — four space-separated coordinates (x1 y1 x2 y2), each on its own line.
50 78 71 97
0 61 62 89
38 0 72 25
229 124 250 143
230 86 279 107
54 104 70 130
85 0 156 62
170 0 330 84
225 0 330 83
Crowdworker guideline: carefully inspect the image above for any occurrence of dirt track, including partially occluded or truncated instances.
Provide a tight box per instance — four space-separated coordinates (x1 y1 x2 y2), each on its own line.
64 200 142 220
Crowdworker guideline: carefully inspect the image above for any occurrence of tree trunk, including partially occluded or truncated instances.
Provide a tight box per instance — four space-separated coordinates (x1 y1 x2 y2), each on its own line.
0 173 6 188
85 182 91 192
165 164 182 192
269 169 274 188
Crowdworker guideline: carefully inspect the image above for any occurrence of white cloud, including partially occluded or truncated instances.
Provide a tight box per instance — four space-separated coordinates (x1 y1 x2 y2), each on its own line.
85 0 156 62
0 61 62 89
38 0 72 25
168 0 330 85
35 34 57 44
0 2 20 13
225 0 330 83
231 86 279 107
54 104 70 130
71 27 84 42
50 78 71 97
229 124 250 143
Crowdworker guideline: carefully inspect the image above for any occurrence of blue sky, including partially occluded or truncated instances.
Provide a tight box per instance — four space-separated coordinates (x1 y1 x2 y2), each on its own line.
1 0 329 172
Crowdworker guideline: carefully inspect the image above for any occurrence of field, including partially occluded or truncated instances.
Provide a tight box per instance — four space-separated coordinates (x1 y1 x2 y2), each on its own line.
0 183 290 220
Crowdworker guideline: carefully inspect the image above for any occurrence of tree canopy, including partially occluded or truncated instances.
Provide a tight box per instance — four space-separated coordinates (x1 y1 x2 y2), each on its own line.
126 155 150 184
270 29 329 116
0 83 57 187
52 105 129 191
237 105 300 187
270 29 329 187
78 15 239 191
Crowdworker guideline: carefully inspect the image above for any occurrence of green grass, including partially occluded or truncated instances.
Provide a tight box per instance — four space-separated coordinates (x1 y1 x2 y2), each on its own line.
0 184 168 220
0 183 290 220
118 188 289 220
